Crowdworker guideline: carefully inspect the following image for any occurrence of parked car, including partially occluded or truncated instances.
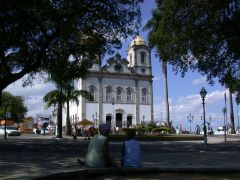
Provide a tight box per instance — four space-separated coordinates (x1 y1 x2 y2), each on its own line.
33 128 41 134
0 126 21 136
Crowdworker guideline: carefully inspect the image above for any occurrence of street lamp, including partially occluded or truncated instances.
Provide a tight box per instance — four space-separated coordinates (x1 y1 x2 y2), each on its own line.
4 105 8 140
200 87 207 150
222 107 227 142
142 115 145 125
92 112 98 127
95 112 98 127
3 103 12 140
187 114 194 134
92 114 94 126
111 98 115 128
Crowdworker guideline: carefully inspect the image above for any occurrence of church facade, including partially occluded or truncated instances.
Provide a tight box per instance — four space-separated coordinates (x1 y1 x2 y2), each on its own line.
67 36 154 128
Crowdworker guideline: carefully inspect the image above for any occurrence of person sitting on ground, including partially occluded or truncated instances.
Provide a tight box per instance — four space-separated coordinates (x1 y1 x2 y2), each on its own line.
121 129 141 167
78 123 116 167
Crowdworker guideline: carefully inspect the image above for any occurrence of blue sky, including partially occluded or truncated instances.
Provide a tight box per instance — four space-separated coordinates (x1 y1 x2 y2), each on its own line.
113 0 238 131
6 0 239 131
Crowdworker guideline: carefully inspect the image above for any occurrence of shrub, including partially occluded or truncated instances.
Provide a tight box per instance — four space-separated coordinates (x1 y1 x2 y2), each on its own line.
152 127 171 135
135 125 146 135
145 123 157 132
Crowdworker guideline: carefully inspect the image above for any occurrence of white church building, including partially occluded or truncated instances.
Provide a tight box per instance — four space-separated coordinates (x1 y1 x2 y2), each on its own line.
65 36 154 128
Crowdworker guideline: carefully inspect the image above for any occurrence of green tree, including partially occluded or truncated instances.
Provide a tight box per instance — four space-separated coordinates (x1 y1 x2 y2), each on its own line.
44 56 92 138
44 82 92 137
0 92 27 123
145 0 240 90
43 89 64 138
0 0 143 104
64 82 92 136
145 0 240 130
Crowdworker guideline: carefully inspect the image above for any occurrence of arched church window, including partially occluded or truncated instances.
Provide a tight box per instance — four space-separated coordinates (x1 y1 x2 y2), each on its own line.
140 51 146 64
142 88 147 103
89 85 96 101
130 54 132 64
106 87 112 102
126 88 132 102
116 87 122 101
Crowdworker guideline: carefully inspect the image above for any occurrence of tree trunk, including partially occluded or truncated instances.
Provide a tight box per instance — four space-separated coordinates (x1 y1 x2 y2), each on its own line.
65 100 71 136
162 60 170 127
0 90 2 107
229 88 236 134
56 102 63 138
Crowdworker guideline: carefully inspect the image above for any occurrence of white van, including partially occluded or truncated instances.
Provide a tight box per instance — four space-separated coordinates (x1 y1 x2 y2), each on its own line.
214 126 226 135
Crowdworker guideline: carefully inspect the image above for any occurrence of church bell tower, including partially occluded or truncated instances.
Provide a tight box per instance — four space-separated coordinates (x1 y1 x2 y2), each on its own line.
127 36 152 75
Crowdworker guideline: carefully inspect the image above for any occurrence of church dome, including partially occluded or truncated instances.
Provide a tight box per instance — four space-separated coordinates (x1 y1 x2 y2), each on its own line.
130 35 146 47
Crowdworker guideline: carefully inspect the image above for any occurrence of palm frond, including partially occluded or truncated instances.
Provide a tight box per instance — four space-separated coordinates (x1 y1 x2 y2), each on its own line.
43 90 61 108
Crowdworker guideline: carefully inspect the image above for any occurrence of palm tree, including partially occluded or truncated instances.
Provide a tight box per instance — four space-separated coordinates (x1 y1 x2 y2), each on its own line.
44 87 65 138
162 61 170 127
44 81 92 137
63 82 92 136
144 8 170 127
224 72 236 134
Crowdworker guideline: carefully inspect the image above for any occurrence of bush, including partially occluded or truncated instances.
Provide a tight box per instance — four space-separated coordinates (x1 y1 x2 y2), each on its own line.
145 123 157 132
152 127 171 135
135 125 146 135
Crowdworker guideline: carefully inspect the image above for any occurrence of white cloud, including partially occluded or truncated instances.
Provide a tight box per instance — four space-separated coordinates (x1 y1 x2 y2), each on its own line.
153 90 227 130
206 90 224 104
5 76 55 117
192 77 206 85
153 75 160 81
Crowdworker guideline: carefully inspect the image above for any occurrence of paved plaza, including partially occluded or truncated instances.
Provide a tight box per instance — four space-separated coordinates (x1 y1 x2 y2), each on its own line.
0 135 240 179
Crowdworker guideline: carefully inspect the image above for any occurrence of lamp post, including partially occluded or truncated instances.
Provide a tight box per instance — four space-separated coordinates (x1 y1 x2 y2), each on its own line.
92 112 98 127
209 116 212 134
92 114 95 127
111 98 115 128
4 105 7 140
200 87 207 150
142 115 145 125
222 107 227 142
187 114 194 134
95 112 98 127
3 103 12 140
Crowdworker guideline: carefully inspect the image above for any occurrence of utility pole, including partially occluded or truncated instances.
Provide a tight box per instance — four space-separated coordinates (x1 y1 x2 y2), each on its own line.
222 108 227 142
187 114 194 134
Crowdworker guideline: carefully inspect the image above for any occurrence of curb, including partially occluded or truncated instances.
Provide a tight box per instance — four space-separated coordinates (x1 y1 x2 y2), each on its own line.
34 167 240 180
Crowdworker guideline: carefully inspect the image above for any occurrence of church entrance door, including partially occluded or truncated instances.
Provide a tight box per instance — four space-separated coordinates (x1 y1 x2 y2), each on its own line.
127 116 132 128
106 115 111 127
116 113 122 128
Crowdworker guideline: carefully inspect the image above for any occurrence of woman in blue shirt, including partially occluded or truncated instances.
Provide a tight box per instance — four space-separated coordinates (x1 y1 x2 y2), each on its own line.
122 129 141 167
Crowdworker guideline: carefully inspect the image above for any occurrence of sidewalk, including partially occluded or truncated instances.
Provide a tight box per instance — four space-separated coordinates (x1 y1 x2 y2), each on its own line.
0 135 240 179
